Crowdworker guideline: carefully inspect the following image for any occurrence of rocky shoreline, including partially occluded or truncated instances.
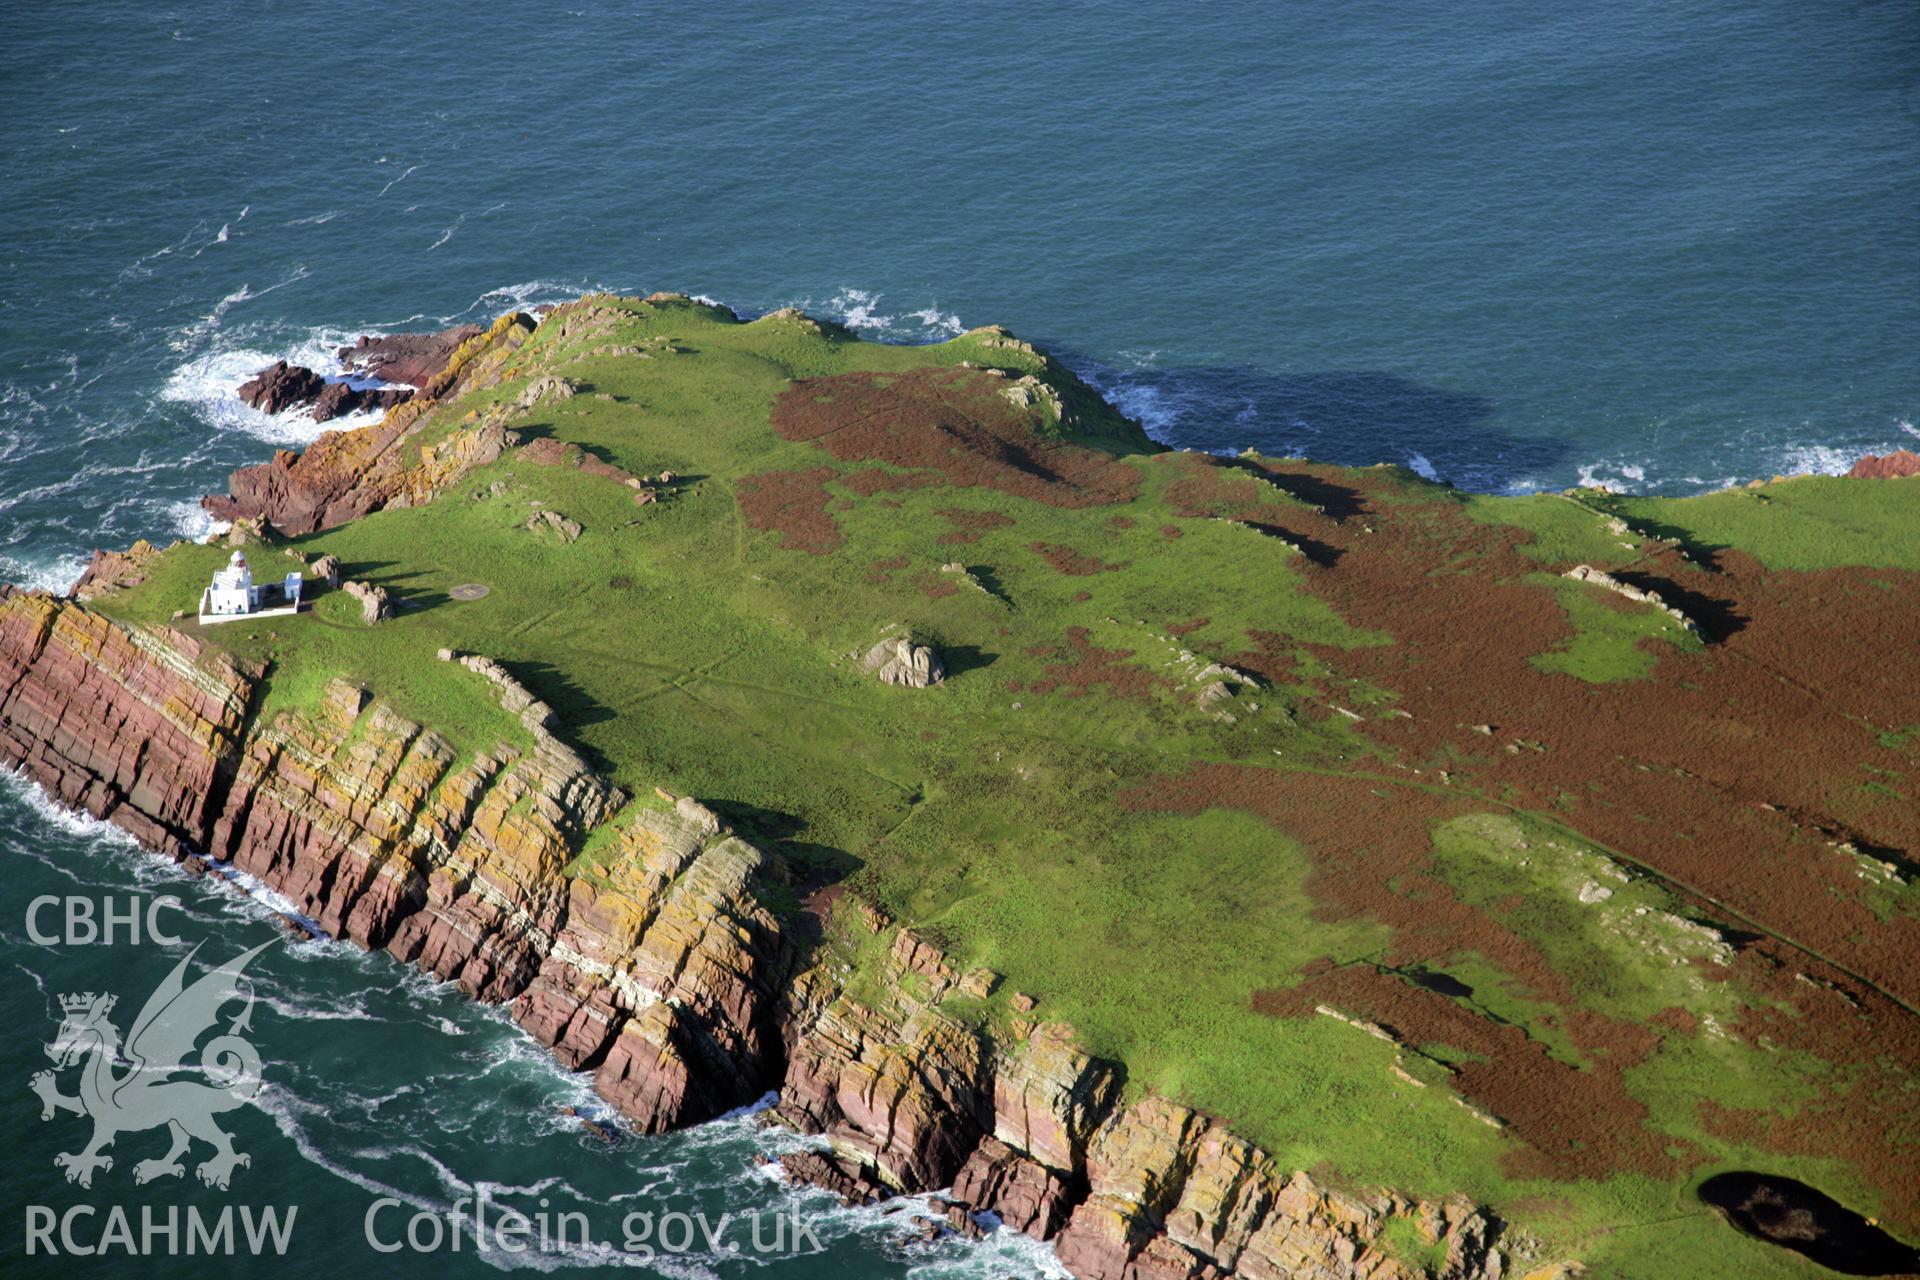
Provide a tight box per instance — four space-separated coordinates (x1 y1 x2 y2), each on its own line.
0 301 1536 1280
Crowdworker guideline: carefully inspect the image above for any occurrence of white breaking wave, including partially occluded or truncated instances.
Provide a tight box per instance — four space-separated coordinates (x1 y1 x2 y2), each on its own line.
1085 376 1187 444
166 497 230 543
376 162 420 197
1407 452 1441 482
169 264 313 353
0 549 87 594
428 213 465 252
0 766 139 846
1572 458 1655 491
457 278 625 323
161 326 386 446
1771 442 1869 478
782 287 966 342
3 759 1065 1279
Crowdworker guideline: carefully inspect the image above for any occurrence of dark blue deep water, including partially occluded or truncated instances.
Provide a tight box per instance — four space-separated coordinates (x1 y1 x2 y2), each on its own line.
2 1 1916 1273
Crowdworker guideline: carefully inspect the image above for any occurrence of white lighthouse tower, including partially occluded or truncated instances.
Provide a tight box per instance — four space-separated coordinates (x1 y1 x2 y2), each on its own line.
203 550 255 617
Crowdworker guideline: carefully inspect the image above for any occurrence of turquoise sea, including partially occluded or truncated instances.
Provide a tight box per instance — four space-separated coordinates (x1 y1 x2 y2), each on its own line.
2 2 1916 1273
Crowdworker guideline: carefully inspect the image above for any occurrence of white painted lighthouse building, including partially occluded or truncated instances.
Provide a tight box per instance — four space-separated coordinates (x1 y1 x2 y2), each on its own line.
198 550 304 625
203 550 255 617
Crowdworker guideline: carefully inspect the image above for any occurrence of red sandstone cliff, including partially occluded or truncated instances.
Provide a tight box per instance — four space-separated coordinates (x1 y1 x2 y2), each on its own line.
0 588 1524 1278
0 587 258 856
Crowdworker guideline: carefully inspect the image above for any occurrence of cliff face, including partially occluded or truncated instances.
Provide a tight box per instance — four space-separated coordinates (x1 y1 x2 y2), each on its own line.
0 589 1516 1280
0 587 258 856
201 653 788 1135
773 918 1510 1280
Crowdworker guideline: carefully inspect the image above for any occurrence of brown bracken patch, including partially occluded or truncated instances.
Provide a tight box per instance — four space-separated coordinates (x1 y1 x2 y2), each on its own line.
936 507 1015 545
1163 451 1270 519
1026 626 1164 701
770 366 1140 507
1127 764 1678 1181
1030 542 1119 576
736 467 841 554
868 555 909 585
1119 457 1920 1211
1167 617 1210 637
844 467 942 496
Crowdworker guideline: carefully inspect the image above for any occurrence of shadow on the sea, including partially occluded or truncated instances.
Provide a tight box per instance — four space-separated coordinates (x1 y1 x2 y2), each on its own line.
1699 1172 1920 1275
1047 347 1568 493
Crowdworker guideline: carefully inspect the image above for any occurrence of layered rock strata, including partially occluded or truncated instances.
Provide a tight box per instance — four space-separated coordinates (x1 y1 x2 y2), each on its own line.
771 918 1510 1279
0 585 1517 1279
336 324 485 389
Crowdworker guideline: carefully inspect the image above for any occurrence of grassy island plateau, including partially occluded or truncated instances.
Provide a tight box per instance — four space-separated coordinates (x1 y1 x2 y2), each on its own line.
5 294 1918 1280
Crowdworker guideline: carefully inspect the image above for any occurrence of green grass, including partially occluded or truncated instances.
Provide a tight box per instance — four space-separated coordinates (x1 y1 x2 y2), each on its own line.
1377 1215 1450 1276
1529 572 1704 682
1597 476 1920 571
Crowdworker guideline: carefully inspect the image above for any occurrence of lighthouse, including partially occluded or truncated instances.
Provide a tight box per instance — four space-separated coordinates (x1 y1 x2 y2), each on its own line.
203 550 255 617
197 550 305 625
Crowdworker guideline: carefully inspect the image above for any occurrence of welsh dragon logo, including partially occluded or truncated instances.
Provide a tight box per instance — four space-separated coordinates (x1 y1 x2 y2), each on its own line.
30 941 271 1190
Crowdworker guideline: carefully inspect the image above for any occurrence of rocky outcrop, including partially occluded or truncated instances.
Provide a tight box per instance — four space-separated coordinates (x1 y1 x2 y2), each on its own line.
237 361 325 414
514 797 787 1130
0 589 258 856
1054 1100 1502 1280
310 381 413 423
72 539 167 600
860 634 945 687
205 311 538 535
1848 449 1920 479
525 509 584 542
236 363 411 422
512 375 578 414
200 659 787 1132
771 918 1512 1279
341 580 391 624
337 325 484 389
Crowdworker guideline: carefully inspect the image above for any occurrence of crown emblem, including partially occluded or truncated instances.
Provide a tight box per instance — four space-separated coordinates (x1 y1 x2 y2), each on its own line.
58 992 113 1016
